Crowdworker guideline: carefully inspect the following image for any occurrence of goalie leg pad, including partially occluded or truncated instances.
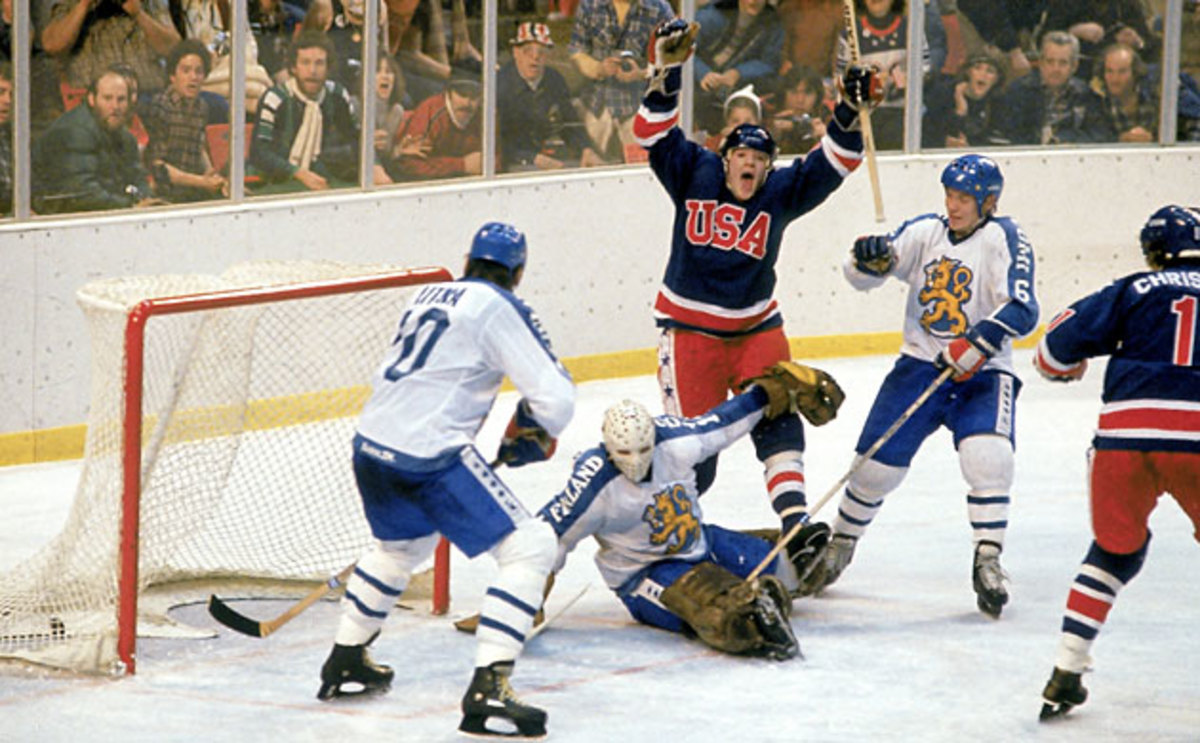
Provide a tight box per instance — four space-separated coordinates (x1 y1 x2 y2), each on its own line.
660 562 798 659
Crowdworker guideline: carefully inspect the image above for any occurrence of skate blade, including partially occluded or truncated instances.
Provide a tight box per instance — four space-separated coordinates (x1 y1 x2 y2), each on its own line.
316 680 392 702
1039 701 1076 721
459 714 547 740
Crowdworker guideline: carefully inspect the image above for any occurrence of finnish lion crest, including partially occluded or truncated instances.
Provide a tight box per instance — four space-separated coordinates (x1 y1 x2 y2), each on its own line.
918 256 973 337
642 484 700 555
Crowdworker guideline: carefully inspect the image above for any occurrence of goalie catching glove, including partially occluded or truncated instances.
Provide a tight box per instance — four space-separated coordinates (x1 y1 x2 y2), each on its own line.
496 399 557 467
745 361 846 426
648 18 700 69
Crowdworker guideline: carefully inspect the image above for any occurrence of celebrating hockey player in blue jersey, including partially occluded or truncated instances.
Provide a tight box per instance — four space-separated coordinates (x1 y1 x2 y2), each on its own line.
316 222 576 740
632 18 880 580
802 155 1040 619
538 362 842 660
1036 205 1200 721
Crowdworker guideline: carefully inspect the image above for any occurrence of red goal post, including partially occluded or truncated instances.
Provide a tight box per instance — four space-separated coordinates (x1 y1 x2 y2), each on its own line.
0 262 454 675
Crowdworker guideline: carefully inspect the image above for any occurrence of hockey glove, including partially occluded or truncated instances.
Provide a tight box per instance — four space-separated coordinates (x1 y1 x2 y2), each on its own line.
853 235 894 276
936 329 998 382
496 400 557 467
768 361 846 426
648 18 700 70
1034 344 1088 383
837 64 883 111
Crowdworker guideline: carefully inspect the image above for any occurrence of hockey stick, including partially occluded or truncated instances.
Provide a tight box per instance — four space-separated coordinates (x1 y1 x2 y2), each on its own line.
208 563 356 638
842 0 886 223
452 584 590 639
746 366 953 581
209 456 518 637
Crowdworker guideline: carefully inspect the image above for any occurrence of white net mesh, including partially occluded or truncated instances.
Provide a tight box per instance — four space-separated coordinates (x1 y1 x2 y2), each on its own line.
0 261 447 674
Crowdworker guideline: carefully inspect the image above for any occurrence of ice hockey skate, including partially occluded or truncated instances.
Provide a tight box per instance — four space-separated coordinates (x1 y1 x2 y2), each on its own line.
316 642 394 700
972 541 1008 618
798 533 857 594
459 661 548 739
751 578 801 661
1039 667 1088 721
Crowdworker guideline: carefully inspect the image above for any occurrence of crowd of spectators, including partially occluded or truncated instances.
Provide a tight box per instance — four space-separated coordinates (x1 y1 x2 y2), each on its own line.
2 0 1199 217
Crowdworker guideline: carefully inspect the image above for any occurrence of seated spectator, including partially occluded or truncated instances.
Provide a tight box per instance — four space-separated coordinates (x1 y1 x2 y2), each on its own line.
32 68 162 213
1042 0 1158 81
107 62 150 152
145 39 228 201
765 64 830 155
1093 42 1156 143
922 51 1007 148
387 66 482 181
955 0 1042 79
498 21 602 172
41 0 181 101
1094 42 1200 144
999 30 1113 145
834 0 926 150
569 0 673 160
371 54 407 184
0 61 11 215
692 0 784 136
250 31 360 190
703 83 762 153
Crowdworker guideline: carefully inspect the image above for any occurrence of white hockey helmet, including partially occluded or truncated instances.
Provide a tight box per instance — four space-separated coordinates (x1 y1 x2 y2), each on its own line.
602 400 655 481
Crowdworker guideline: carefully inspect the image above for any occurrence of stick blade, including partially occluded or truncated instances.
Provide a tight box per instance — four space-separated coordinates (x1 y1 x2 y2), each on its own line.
207 594 267 638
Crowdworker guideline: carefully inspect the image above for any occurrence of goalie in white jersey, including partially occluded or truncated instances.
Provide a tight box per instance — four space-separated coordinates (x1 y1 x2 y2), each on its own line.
317 222 576 740
538 362 844 661
802 155 1039 618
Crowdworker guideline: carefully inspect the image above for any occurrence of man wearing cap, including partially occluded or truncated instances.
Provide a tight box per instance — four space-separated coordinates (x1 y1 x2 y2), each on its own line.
251 30 360 190
498 21 604 171
388 64 483 180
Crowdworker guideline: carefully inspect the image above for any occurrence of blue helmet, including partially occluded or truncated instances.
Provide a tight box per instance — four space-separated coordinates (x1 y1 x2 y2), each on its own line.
941 154 1003 216
1140 205 1200 265
469 222 527 272
720 123 777 162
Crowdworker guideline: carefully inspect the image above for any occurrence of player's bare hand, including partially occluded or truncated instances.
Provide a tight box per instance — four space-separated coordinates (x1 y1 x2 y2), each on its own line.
294 169 329 190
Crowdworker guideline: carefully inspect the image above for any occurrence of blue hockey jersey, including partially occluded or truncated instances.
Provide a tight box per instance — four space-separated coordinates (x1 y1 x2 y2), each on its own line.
633 70 864 336
1039 266 1200 453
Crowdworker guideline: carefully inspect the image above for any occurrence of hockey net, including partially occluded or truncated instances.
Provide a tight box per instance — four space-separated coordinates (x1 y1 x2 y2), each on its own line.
0 261 453 675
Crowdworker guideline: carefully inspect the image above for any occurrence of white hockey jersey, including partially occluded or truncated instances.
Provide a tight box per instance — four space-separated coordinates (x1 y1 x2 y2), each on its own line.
356 278 575 466
537 392 766 592
843 213 1039 374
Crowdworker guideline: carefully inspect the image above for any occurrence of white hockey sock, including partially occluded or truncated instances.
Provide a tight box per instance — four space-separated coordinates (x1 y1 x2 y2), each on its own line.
833 459 906 538
475 520 556 668
967 489 1010 546
334 536 436 646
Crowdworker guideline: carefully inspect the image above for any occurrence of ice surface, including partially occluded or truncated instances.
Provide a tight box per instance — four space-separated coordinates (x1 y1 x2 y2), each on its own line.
2 351 1197 742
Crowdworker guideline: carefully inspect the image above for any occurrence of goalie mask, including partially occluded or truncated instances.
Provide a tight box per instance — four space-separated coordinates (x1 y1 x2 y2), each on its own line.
602 400 656 482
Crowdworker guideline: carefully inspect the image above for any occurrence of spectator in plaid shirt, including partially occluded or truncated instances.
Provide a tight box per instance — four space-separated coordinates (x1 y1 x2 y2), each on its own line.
145 40 228 202
1094 43 1157 143
569 0 673 161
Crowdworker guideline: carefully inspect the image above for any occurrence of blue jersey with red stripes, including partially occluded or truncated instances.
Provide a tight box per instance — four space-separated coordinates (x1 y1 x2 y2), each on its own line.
1039 264 1200 453
633 67 863 336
